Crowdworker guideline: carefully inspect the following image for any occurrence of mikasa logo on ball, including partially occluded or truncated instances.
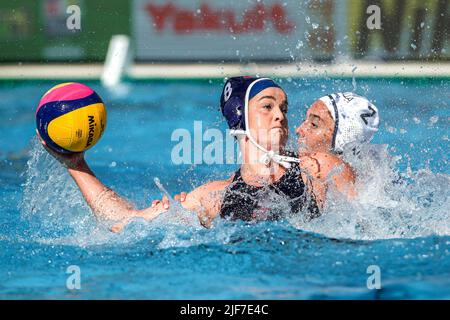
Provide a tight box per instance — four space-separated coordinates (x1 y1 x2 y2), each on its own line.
85 115 96 148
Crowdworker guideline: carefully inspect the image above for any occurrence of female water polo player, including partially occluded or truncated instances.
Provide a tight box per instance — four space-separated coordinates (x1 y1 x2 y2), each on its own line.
163 76 324 227
292 92 380 207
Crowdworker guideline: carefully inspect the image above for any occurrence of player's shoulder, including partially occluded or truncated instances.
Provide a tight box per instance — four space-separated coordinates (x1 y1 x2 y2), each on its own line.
312 152 342 169
202 179 232 191
192 176 233 195
300 152 354 180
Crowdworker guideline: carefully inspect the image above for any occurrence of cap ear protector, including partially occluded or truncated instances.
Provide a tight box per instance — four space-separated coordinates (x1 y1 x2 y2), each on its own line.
319 92 380 153
222 95 244 130
220 77 252 134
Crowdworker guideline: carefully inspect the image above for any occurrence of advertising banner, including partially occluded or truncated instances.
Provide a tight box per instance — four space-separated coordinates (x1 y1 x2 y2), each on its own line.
133 0 344 61
348 0 449 60
0 0 448 62
133 0 449 61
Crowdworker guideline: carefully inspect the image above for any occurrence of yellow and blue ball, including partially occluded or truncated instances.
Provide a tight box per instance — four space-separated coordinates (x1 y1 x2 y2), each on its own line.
36 82 107 154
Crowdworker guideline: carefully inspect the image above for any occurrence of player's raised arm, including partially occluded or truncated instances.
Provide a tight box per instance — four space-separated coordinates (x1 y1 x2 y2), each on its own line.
36 83 167 228
38 136 167 224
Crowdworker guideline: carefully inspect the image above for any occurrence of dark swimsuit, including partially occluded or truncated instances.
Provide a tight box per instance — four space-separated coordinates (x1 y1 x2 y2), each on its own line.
220 160 321 222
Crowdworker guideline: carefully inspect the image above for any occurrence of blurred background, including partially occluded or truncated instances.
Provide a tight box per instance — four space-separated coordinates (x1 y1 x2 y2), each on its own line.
0 0 448 79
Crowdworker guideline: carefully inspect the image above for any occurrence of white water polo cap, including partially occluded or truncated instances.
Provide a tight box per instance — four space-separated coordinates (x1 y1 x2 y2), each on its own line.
319 92 380 153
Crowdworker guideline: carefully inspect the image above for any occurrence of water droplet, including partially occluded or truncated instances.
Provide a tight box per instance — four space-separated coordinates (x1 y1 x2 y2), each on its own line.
429 116 439 125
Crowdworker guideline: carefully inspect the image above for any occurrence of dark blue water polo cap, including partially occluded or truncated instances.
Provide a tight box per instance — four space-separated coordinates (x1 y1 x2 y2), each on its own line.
220 76 282 134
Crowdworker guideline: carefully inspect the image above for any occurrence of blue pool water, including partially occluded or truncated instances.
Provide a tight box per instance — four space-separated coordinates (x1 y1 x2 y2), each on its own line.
0 78 449 299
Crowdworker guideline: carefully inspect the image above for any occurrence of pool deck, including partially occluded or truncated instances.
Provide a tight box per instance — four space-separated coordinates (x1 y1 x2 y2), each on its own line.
0 61 449 80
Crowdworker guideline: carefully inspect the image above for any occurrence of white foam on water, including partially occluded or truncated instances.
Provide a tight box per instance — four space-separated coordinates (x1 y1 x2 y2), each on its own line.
20 138 112 246
20 139 238 248
21 138 450 248
291 144 450 240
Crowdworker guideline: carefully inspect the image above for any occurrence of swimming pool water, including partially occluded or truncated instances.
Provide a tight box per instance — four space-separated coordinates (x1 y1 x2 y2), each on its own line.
0 78 449 299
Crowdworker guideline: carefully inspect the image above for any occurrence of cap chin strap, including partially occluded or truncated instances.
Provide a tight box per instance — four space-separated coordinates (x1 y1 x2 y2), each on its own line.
230 129 300 168
229 78 300 169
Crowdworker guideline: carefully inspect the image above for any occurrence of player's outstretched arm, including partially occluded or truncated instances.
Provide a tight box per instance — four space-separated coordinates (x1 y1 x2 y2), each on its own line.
37 131 167 225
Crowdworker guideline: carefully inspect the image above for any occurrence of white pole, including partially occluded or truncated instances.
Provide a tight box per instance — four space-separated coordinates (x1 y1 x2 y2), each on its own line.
101 35 130 88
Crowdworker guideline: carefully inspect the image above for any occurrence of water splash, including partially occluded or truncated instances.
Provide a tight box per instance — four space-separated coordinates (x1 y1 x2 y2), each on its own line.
292 144 450 240
19 139 236 248
19 138 113 245
20 138 450 248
